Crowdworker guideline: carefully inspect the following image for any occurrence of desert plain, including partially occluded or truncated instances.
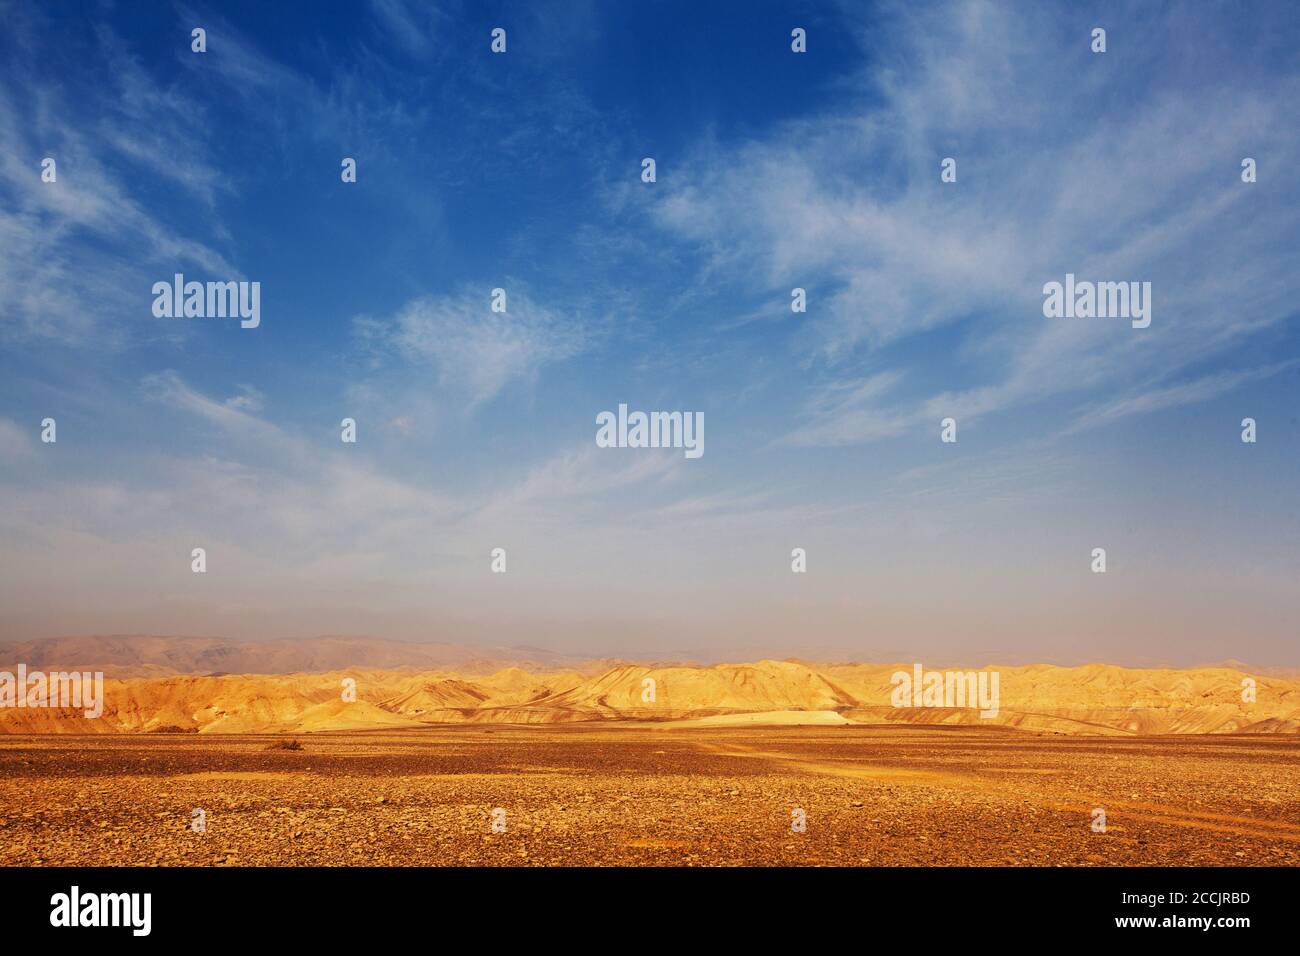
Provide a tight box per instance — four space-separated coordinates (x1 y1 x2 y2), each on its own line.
1 725 1297 867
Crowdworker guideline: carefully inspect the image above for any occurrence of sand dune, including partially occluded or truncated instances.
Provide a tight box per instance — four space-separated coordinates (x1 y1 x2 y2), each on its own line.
1 659 1296 735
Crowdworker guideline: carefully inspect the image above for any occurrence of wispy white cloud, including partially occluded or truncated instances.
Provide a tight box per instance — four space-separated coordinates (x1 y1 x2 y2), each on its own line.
483 443 680 515
141 371 278 441
355 287 589 406
0 10 235 349
1066 361 1300 435
781 370 908 446
645 0 1300 446
368 0 446 57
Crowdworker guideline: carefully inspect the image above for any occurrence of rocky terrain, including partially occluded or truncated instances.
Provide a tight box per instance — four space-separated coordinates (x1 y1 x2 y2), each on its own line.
1 726 1296 866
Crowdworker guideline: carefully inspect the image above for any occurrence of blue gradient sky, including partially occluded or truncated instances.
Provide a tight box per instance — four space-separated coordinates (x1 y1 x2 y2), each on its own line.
1 0 1297 665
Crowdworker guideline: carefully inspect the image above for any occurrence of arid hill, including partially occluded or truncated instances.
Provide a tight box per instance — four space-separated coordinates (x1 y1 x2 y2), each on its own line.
1 659 1295 735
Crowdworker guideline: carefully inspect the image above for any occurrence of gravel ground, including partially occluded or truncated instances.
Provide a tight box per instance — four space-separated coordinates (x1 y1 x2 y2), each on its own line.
0 725 1296 866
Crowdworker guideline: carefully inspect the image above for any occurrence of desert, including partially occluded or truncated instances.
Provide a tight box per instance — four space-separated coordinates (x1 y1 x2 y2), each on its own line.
1 725 1296 867
0 645 1297 867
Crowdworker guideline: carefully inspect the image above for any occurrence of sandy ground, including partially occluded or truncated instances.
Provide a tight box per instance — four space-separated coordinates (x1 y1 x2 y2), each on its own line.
1 724 1297 866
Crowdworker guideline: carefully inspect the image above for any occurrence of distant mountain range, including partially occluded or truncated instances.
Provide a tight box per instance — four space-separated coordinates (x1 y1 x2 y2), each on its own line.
0 634 590 677
4 635 1291 678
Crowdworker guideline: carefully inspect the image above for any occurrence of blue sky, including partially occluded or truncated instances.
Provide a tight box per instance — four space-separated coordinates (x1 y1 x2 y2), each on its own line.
1 0 1297 665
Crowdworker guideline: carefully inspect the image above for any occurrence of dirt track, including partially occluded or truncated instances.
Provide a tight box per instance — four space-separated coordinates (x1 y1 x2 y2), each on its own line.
1 725 1296 866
